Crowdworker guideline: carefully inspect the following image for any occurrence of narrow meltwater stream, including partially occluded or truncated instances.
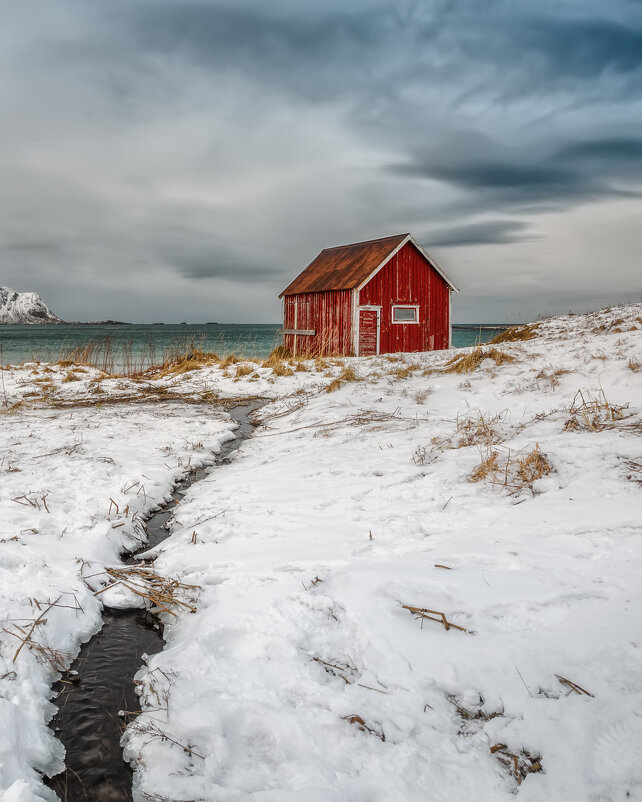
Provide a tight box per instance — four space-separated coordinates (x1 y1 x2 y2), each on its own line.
46 402 262 802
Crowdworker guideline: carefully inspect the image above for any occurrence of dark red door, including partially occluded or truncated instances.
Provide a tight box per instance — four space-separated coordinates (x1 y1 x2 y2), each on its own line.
358 309 379 356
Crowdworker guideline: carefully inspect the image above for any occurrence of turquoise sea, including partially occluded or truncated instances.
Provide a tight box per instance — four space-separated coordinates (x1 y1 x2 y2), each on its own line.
0 323 506 370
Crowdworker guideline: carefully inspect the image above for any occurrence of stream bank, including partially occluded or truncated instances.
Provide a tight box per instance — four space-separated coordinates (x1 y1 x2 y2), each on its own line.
46 402 262 801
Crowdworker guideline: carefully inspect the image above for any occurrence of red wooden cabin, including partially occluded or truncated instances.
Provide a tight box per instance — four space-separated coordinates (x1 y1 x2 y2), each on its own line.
279 233 458 356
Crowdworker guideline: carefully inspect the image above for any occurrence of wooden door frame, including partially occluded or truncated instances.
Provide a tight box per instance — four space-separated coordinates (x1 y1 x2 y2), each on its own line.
356 305 381 356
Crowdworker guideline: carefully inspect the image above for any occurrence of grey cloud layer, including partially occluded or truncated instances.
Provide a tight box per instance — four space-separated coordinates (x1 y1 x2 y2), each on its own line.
0 0 640 321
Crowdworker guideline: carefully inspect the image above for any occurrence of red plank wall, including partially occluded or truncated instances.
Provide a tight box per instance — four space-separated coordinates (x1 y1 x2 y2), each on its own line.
283 289 353 356
358 241 450 353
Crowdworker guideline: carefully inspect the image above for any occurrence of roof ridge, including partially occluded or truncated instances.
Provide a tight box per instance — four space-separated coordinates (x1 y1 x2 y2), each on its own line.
321 233 409 252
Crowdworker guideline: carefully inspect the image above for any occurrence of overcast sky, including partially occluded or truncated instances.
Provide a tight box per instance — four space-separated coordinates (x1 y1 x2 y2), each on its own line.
1 0 641 323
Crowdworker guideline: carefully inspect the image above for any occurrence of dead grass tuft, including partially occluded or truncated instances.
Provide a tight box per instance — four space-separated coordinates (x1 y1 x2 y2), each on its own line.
564 389 628 432
93 566 201 616
325 377 343 393
489 323 539 344
262 351 294 376
273 360 295 376
267 345 291 360
444 346 515 374
515 445 552 486
468 449 499 483
469 444 552 495
443 348 485 374
429 410 506 455
339 366 359 382
145 345 220 378
389 361 421 380
456 411 505 448
325 365 361 392
220 353 239 368
414 388 432 404
628 358 640 373
234 364 253 378
62 371 80 383
536 366 571 389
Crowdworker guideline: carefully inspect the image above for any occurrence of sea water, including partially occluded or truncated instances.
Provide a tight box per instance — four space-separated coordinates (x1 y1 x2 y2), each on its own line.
0 323 506 369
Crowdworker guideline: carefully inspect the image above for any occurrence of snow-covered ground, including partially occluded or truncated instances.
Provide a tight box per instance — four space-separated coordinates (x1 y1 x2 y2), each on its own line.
1 302 641 801
0 402 237 801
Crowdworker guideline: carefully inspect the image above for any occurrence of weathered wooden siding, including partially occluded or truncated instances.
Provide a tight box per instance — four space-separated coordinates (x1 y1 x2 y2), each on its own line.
283 289 353 356
358 241 450 353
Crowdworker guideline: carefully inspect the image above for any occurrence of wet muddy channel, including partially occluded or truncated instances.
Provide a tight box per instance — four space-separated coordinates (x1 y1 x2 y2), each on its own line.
46 402 261 801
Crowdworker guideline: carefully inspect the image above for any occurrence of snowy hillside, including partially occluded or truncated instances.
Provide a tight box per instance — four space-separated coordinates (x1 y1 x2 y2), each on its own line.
0 301 640 801
0 286 61 324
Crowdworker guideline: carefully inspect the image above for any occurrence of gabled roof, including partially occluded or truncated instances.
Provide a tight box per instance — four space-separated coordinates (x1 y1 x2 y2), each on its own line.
279 233 458 297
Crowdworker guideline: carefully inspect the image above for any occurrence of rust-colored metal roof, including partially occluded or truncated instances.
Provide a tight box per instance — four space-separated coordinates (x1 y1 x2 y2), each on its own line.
279 233 409 297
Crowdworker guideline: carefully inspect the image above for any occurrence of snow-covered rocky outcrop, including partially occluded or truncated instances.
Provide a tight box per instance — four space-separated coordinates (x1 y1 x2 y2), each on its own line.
0 286 62 324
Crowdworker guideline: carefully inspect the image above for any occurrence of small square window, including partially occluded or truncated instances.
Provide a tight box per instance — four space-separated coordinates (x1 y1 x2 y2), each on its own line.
393 306 418 323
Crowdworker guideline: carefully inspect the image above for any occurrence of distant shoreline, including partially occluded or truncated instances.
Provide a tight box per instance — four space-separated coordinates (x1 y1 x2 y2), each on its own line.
2 321 516 328
66 320 132 326
452 323 517 330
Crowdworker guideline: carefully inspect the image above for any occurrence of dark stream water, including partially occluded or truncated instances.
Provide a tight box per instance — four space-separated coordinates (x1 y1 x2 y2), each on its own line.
46 403 261 801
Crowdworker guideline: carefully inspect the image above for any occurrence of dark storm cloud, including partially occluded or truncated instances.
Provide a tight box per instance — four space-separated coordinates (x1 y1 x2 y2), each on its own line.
392 156 585 196
557 137 642 163
410 4 642 104
426 220 533 248
515 14 642 81
388 132 642 212
117 1 642 102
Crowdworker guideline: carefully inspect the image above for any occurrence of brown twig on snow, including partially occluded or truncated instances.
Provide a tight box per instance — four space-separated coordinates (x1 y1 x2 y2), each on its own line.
127 719 205 759
342 714 386 741
490 744 543 785
401 604 469 633
554 674 594 697
9 595 62 663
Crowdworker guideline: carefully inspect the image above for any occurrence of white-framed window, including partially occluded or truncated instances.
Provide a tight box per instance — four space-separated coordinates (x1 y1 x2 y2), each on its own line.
392 304 419 324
